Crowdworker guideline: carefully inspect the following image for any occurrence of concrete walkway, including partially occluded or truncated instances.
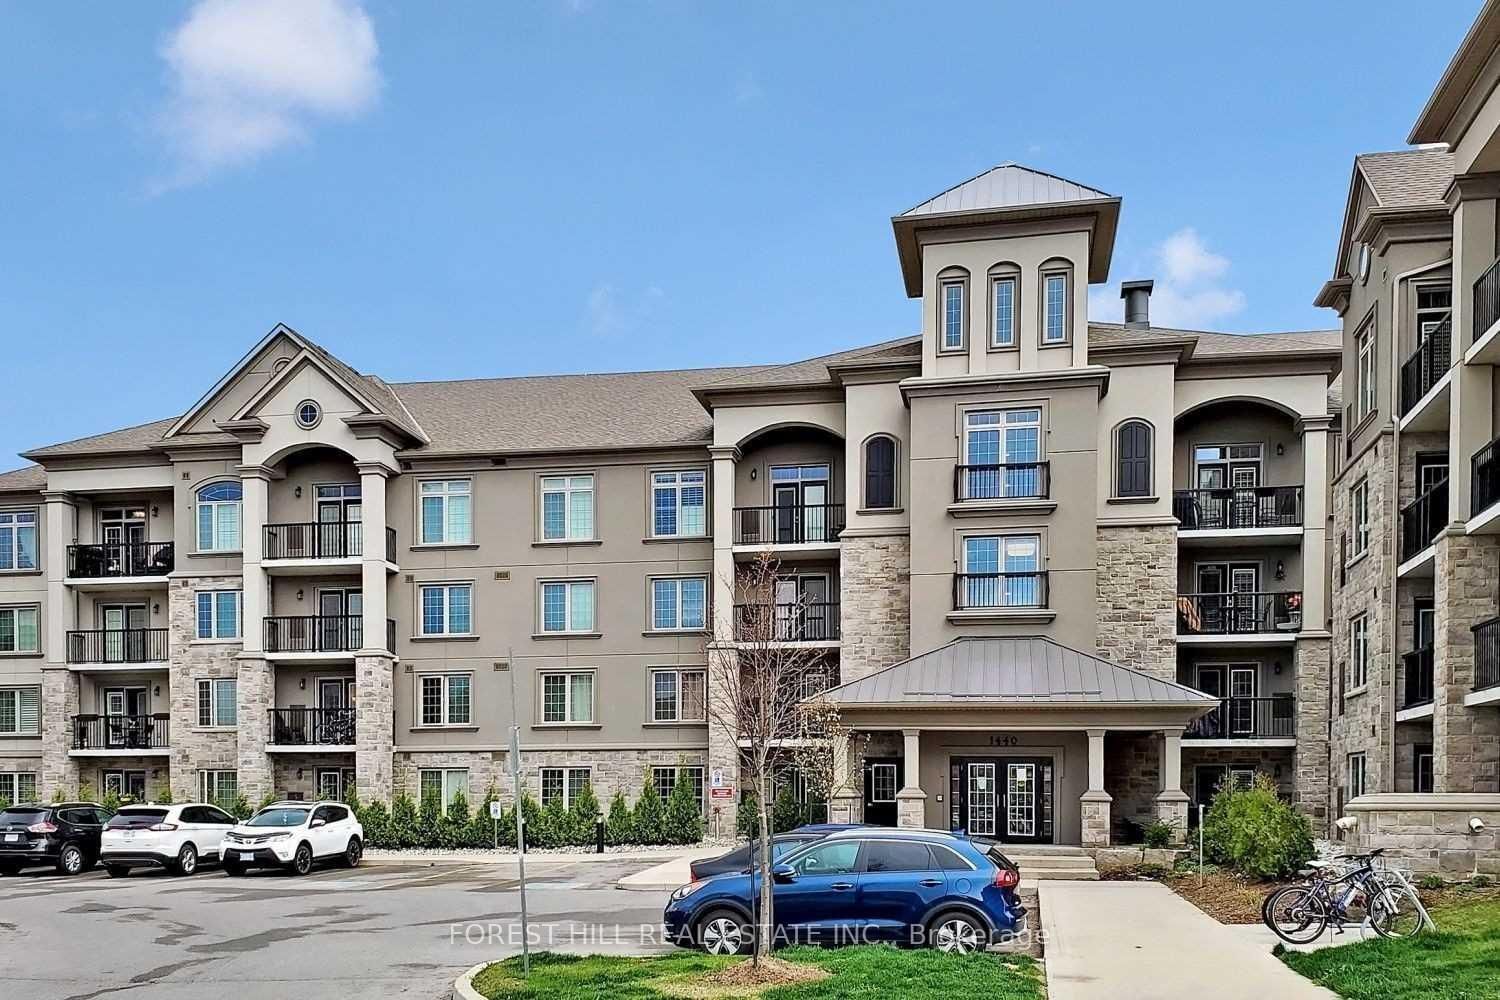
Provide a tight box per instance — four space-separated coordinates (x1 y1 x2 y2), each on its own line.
615 847 729 890
1040 881 1337 1000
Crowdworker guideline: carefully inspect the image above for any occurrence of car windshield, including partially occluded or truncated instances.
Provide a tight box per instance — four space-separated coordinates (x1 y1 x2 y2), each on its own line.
106 808 168 830
1 808 45 824
246 808 308 827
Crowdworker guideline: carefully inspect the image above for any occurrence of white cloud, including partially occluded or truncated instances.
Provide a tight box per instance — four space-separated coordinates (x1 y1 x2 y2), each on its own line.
154 0 379 188
586 284 665 338
1091 227 1246 329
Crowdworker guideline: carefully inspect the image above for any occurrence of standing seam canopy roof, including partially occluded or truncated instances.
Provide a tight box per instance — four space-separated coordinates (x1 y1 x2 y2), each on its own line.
824 637 1217 707
900 163 1113 218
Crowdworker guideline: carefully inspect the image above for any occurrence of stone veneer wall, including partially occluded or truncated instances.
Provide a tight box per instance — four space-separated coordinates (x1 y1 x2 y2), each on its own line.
78 759 170 797
839 534 911 683
1103 732 1160 836
393 747 707 807
1433 533 1500 793
0 757 44 801
1181 747 1296 801
272 754 356 801
355 653 394 801
1294 636 1331 827
1095 524 1177 681
1348 795 1500 875
168 575 243 802
39 669 79 796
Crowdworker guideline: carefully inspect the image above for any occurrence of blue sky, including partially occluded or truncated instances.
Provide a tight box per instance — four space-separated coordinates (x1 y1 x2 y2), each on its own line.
0 0 1480 468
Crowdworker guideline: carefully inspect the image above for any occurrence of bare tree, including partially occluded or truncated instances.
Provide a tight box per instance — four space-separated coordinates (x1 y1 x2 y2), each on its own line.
706 552 832 962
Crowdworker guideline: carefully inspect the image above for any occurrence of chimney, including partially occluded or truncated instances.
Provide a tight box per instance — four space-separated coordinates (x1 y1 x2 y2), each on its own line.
1121 280 1154 329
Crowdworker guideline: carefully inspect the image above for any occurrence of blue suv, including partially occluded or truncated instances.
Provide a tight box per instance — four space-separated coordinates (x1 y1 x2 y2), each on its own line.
663 829 1026 955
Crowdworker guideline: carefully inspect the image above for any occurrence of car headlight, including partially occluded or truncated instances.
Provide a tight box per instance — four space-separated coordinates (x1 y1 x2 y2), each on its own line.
670 881 708 901
265 832 292 841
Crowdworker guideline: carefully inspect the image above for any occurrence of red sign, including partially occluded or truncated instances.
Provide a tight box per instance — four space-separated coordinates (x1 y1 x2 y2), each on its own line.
709 787 735 800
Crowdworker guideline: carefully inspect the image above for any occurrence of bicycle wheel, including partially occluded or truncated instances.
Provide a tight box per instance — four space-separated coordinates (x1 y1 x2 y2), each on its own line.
1369 886 1424 938
1265 886 1328 944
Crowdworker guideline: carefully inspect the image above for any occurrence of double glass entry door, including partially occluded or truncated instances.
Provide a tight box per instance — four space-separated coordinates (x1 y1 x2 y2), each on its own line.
949 757 1052 843
100 605 148 662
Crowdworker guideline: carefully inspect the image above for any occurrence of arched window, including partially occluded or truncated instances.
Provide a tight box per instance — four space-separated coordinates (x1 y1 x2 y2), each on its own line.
1115 421 1153 498
197 481 243 552
864 435 898 510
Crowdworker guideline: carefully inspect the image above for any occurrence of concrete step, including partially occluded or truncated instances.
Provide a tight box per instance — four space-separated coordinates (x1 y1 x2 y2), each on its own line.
1008 853 1097 868
1024 865 1100 881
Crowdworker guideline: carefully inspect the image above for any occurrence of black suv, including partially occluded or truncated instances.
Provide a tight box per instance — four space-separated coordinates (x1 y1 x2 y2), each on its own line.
0 802 112 875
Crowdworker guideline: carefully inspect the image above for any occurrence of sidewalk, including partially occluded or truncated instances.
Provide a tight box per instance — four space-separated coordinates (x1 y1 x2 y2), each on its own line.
1040 881 1337 1000
616 848 729 890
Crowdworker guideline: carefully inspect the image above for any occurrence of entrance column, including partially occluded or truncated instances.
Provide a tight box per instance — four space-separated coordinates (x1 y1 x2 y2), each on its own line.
1154 728 1190 843
895 728 926 828
828 729 861 823
1081 728 1111 846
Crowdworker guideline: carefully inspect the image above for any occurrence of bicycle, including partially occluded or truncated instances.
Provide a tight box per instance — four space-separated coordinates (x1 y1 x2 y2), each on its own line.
1262 849 1433 944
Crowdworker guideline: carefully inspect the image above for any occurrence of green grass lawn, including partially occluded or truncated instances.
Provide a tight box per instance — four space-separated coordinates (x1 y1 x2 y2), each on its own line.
1278 894 1500 1000
470 946 1044 1000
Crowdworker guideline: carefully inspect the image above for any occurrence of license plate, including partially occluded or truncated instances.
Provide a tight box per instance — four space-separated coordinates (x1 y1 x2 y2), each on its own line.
120 831 135 840
240 852 255 862
3 834 17 843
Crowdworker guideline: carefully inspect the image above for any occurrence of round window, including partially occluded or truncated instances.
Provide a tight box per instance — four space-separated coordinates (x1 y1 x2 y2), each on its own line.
295 400 322 429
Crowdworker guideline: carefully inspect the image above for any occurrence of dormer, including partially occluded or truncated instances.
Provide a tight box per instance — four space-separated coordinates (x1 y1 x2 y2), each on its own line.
892 164 1120 378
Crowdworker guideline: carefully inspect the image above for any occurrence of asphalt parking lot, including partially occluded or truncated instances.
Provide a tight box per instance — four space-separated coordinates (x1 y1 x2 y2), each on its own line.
0 858 676 1000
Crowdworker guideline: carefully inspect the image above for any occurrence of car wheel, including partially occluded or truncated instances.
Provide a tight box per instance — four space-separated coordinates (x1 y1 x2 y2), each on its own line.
223 860 245 877
289 842 313 876
57 844 86 876
341 837 362 868
175 843 199 876
106 865 131 879
928 911 987 955
696 909 752 956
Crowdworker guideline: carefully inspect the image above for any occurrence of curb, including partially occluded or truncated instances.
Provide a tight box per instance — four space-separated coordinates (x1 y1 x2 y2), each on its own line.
365 851 704 867
453 961 488 1000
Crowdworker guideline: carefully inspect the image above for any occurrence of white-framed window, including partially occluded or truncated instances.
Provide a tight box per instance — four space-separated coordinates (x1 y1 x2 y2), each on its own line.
1347 753 1367 800
0 509 38 571
0 772 37 804
195 591 241 640
651 470 706 538
941 278 965 350
1415 283 1452 343
540 671 595 724
961 407 1044 500
651 576 707 631
652 765 705 808
1350 479 1370 558
650 668 707 722
959 534 1043 608
540 766 591 808
419 479 473 545
0 687 40 735
295 399 322 429
196 481 242 552
541 474 595 541
419 583 472 636
419 672 472 726
0 606 40 654
1349 613 1370 690
540 580 595 633
196 678 236 727
419 768 469 813
1356 321 1377 419
1042 270 1069 343
199 770 237 807
991 275 1017 347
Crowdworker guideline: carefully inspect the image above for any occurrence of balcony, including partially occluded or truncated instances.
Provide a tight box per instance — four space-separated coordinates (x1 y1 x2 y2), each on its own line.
951 572 1050 621
732 601 840 643
268 707 356 749
262 522 397 573
1400 646 1434 714
1475 617 1500 696
65 542 173 584
732 504 845 551
65 628 169 669
1471 437 1500 528
1476 256 1500 346
1176 592 1302 642
1174 486 1303 541
1184 696 1296 743
1399 316 1452 418
952 463 1051 505
264 615 396 657
70 714 170 755
1398 477 1448 570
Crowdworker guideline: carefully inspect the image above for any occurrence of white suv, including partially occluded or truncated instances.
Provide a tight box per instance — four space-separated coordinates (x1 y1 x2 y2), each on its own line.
220 800 363 876
100 803 237 877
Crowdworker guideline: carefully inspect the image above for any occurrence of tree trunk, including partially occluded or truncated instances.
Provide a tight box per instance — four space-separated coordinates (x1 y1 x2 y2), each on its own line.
754 771 774 962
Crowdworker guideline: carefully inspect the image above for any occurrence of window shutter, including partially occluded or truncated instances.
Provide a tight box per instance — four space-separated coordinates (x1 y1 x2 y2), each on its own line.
1116 422 1152 498
865 437 896 509
19 688 39 732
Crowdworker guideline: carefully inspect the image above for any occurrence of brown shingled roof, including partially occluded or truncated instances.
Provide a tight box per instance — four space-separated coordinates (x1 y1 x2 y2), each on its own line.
700 336 921 392
0 465 46 493
1356 148 1454 209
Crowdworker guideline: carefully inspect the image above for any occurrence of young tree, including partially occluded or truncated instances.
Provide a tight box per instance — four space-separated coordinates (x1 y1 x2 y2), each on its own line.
706 552 835 963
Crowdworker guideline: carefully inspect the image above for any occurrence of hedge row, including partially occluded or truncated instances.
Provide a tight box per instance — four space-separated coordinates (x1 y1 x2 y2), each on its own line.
735 785 828 838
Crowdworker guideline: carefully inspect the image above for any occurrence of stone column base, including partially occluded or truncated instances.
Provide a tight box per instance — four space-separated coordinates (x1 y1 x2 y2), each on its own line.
829 790 861 824
1154 791 1191 844
355 652 395 802
896 788 926 828
1082 791 1112 847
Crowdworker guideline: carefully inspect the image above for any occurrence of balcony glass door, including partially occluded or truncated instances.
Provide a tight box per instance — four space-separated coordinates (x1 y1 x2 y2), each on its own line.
100 508 148 576
103 687 147 748
1229 667 1257 735
318 589 362 650
771 465 830 543
316 484 362 557
100 604 148 662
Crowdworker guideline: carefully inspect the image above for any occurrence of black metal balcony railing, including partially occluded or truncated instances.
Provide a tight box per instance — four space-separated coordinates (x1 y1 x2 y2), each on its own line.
269 707 356 746
263 615 396 653
1473 436 1500 518
67 541 173 579
1399 477 1448 563
952 572 1049 611
1474 616 1500 693
263 521 373 560
71 713 170 751
66 628 169 665
733 601 841 642
1186 697 1296 740
1475 256 1500 342
953 462 1050 502
1399 315 1452 416
1401 646 1435 709
732 504 846 546
1173 486 1303 530
1176 592 1303 635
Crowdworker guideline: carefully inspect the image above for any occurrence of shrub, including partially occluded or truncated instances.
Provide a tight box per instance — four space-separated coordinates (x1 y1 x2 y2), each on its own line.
227 794 253 821
439 791 471 849
360 799 391 848
150 786 173 805
1471 874 1492 889
1419 874 1446 891
537 798 569 848
418 790 443 846
78 784 97 804
568 783 602 846
469 789 502 849
736 792 761 839
1201 775 1313 878
101 790 122 815
257 792 277 812
389 793 420 848
605 792 634 846
1142 820 1175 849
771 784 805 834
632 782 666 845
664 777 705 845
519 794 545 848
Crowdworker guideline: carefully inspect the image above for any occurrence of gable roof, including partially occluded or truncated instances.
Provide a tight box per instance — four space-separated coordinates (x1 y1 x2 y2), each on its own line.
899 163 1113 218
824 636 1217 708
1410 0 1500 146
1356 148 1455 210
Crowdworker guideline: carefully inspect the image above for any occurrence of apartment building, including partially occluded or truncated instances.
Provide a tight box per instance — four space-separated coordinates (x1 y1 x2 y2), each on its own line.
1315 0 1500 868
0 164 1341 847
